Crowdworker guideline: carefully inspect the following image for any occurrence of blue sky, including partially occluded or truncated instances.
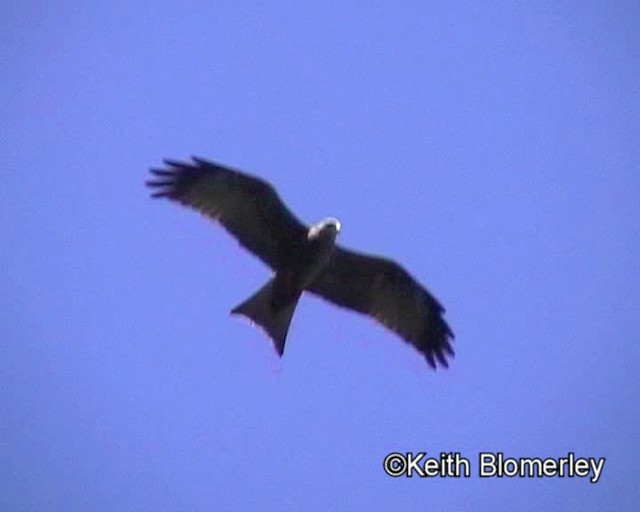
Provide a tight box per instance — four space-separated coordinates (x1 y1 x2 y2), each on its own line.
2 1 638 510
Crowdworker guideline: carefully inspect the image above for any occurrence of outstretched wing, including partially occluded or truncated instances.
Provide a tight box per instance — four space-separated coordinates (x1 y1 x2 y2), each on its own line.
308 247 454 368
146 157 308 270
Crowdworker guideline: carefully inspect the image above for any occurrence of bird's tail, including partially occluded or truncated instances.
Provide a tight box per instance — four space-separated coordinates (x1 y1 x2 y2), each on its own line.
230 277 301 355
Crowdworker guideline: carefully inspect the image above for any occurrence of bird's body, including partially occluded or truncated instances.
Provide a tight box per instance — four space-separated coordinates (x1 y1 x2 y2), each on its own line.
146 157 454 369
231 217 340 354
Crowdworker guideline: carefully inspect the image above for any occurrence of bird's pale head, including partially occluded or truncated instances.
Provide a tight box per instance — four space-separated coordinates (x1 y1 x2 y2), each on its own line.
308 217 342 240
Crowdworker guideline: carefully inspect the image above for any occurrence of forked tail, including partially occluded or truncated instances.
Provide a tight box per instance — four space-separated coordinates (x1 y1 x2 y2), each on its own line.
230 277 301 355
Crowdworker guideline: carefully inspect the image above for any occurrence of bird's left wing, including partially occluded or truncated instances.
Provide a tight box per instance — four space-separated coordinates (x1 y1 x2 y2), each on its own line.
308 247 454 368
146 157 308 270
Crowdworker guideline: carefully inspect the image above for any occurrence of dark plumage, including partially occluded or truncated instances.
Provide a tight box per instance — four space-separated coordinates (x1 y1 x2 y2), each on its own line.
146 157 454 369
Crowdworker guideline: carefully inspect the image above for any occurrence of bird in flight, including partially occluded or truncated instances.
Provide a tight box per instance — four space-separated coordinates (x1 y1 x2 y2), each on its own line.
146 157 454 369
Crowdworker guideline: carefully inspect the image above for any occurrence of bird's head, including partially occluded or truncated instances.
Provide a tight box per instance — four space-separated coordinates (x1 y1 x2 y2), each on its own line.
308 217 342 240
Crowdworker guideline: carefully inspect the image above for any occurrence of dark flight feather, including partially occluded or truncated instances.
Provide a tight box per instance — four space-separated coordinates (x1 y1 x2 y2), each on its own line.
146 157 308 270
308 248 454 369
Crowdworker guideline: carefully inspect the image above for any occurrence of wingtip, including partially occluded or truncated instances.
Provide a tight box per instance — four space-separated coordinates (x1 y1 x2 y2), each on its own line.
149 168 174 177
162 157 191 169
435 351 449 369
425 353 437 369
191 155 210 166
145 179 171 188
446 324 455 340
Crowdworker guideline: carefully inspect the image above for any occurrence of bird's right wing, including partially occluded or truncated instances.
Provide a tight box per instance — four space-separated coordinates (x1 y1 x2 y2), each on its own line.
146 157 309 270
308 247 454 368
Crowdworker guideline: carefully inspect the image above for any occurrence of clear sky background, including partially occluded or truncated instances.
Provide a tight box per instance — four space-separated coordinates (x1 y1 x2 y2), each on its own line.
2 1 639 510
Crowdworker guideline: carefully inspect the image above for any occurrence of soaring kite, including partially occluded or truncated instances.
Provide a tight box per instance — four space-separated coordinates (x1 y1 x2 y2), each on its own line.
146 157 454 368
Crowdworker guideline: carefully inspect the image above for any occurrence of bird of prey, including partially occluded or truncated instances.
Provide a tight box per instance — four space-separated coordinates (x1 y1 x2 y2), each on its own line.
146 157 454 368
